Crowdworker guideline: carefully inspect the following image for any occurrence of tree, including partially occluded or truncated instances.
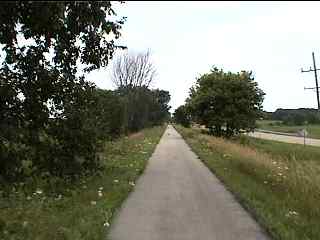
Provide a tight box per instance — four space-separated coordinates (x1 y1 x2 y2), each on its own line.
111 50 163 132
187 67 265 137
0 2 126 179
173 105 191 128
148 89 171 126
111 50 156 89
117 87 171 132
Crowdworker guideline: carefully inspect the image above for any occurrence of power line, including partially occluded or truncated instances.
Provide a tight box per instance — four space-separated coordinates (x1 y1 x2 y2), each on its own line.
301 52 320 110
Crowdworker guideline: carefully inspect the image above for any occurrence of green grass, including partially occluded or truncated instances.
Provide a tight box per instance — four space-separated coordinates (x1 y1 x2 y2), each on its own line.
256 120 320 139
0 125 166 240
174 125 320 240
235 135 320 162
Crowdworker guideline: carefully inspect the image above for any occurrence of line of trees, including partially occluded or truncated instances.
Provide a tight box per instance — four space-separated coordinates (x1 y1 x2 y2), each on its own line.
269 108 320 125
0 2 170 182
174 67 265 137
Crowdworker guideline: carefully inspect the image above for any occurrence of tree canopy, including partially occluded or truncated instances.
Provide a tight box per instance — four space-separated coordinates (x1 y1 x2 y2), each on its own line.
186 67 265 137
173 105 191 128
0 1 126 179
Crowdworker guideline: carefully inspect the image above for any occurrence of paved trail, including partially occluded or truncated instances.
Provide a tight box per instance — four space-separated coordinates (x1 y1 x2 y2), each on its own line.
108 125 269 240
248 131 320 147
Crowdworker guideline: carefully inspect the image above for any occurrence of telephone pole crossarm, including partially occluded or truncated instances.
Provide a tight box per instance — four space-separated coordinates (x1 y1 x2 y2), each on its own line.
301 52 320 110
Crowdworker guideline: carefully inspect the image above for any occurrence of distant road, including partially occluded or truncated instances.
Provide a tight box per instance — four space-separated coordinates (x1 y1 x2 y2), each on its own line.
248 130 320 147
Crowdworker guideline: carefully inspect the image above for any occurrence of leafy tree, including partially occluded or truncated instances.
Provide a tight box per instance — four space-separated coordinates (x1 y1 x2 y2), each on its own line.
117 86 171 132
148 89 171 126
187 67 265 137
0 2 125 179
173 105 191 128
111 50 170 132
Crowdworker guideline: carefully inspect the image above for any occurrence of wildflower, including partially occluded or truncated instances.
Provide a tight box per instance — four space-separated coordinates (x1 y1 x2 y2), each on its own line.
113 179 119 183
91 201 97 205
284 166 289 170
98 192 103 197
26 196 32 200
99 187 103 191
55 194 62 200
278 172 283 176
286 210 299 217
272 161 277 165
264 181 268 184
82 185 87 189
141 151 147 154
129 181 135 186
22 221 28 228
104 221 110 227
36 189 43 195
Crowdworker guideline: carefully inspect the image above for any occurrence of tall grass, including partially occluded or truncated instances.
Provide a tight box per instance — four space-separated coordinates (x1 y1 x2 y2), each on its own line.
0 125 166 240
175 125 320 240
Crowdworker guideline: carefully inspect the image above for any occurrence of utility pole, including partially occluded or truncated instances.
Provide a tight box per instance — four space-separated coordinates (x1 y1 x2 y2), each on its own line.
301 52 320 110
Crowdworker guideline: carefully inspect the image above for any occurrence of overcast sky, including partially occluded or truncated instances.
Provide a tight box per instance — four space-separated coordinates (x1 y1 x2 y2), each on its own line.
86 1 320 112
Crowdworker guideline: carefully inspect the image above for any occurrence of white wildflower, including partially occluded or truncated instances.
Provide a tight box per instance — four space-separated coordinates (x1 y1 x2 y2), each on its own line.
98 192 103 197
113 179 119 183
286 210 299 217
99 187 103 191
36 189 43 195
103 221 110 227
129 181 135 186
55 194 62 200
91 201 97 205
22 221 28 228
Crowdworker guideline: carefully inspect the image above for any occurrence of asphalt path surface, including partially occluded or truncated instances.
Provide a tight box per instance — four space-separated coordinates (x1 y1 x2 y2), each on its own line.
108 125 270 240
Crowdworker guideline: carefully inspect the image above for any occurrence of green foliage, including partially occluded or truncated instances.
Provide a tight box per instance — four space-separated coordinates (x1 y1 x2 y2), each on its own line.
173 105 191 127
0 2 125 180
187 67 265 137
272 108 320 125
90 89 125 140
118 86 171 133
176 125 320 240
0 126 166 240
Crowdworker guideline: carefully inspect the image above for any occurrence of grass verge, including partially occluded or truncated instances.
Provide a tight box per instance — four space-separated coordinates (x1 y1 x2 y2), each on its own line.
0 125 166 240
174 125 320 240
